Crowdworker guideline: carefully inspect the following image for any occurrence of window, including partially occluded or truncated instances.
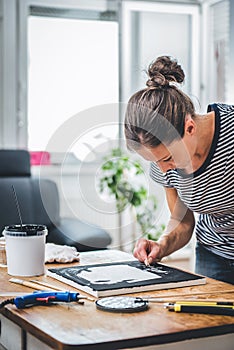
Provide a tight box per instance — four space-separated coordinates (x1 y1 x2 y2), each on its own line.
121 1 200 104
0 0 233 149
209 0 230 102
201 0 230 108
28 14 118 159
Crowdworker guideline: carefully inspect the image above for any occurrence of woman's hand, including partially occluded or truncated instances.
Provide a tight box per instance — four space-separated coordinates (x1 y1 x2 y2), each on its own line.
133 238 162 265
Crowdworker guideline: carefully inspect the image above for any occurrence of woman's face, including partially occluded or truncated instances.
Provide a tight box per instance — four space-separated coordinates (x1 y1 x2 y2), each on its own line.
137 142 191 173
137 117 197 173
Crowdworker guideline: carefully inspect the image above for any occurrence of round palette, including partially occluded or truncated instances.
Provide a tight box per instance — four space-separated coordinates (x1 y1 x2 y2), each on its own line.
95 296 148 313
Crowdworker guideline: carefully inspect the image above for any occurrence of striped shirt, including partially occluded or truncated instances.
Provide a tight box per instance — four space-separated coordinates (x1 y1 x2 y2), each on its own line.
150 103 234 260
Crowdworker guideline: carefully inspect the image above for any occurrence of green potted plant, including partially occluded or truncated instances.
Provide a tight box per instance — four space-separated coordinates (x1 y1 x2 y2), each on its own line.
98 147 165 243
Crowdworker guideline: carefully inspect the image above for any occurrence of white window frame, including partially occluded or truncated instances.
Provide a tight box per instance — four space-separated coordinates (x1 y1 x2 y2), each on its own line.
0 0 18 148
1 0 117 149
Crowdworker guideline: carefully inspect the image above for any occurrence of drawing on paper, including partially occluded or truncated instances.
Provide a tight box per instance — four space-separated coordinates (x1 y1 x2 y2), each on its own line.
75 264 161 285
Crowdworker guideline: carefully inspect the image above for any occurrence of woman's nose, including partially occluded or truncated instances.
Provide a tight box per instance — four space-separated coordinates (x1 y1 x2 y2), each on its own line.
158 161 176 173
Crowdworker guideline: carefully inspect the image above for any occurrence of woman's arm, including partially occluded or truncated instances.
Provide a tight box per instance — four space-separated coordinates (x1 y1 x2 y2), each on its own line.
133 187 195 264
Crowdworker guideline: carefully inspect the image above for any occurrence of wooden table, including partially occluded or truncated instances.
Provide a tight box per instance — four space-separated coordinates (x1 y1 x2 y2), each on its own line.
0 250 234 350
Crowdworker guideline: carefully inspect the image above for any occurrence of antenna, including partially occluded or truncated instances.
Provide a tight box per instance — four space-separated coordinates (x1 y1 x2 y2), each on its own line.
11 185 23 231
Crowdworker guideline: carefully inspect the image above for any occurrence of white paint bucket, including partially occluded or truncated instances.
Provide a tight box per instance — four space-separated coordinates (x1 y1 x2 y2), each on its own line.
3 224 47 276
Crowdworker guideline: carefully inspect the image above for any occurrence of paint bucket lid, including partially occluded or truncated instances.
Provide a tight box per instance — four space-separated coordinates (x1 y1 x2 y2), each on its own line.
3 224 47 237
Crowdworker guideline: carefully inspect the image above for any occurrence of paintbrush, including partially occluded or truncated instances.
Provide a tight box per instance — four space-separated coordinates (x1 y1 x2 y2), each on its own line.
29 279 64 291
9 278 61 291
0 292 35 297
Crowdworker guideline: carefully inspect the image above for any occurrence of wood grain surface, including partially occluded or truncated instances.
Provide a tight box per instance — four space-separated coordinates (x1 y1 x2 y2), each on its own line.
0 250 234 350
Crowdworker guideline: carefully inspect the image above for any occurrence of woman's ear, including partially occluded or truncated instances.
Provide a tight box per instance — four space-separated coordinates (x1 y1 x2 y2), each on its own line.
184 117 196 136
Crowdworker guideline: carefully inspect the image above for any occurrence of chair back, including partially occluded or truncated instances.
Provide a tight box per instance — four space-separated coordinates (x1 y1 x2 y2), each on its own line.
0 150 60 234
0 150 31 177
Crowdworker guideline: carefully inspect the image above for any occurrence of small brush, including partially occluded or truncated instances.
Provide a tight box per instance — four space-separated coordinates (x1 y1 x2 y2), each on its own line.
11 185 23 231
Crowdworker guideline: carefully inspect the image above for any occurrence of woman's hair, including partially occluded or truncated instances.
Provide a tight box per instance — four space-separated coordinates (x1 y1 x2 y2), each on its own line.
124 56 195 151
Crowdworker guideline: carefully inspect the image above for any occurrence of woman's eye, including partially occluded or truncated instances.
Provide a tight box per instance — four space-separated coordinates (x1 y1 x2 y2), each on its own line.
163 156 172 162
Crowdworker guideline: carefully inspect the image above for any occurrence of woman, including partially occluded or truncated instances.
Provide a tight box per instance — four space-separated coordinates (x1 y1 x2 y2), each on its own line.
124 56 234 284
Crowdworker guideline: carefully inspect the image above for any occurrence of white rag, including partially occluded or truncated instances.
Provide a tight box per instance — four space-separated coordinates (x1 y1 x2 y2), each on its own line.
45 243 80 263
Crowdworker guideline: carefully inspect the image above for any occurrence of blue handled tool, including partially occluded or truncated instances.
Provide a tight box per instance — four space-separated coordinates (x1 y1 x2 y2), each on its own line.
0 291 87 309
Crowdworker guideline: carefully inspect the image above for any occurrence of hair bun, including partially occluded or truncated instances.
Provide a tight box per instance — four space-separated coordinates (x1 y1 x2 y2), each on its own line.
146 56 185 89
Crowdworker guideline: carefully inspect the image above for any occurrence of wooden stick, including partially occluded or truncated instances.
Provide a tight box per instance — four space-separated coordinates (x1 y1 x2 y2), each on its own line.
0 292 33 297
139 290 234 300
29 280 63 291
9 278 61 291
138 298 234 304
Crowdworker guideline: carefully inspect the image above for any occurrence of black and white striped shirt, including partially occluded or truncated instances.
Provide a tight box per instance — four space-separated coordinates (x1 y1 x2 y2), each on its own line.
150 103 234 260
